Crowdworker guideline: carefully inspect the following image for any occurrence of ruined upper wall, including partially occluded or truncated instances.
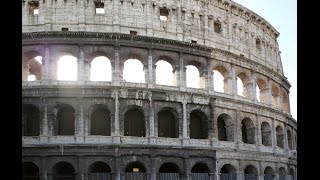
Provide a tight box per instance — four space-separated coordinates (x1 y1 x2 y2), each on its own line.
22 0 284 75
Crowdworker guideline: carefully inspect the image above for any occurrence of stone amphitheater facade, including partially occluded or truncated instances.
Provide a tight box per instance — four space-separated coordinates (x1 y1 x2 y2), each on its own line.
22 0 297 180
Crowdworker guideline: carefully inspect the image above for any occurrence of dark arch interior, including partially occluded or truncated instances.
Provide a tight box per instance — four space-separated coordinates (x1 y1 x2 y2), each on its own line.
159 163 180 173
261 122 271 146
217 116 227 141
279 167 286 176
241 118 255 144
276 126 284 148
287 130 293 150
190 110 208 139
89 161 111 173
22 162 40 180
220 164 236 173
158 109 178 138
52 162 75 180
56 104 75 135
22 104 40 136
125 162 146 172
264 167 274 175
91 107 111 136
124 108 145 137
191 163 210 173
245 165 257 175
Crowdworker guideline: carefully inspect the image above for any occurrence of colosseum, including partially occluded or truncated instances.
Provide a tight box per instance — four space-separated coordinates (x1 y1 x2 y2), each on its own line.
22 0 297 180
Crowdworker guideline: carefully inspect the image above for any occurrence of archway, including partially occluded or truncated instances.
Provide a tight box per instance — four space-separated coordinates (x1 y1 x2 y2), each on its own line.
190 163 210 180
124 108 145 137
22 104 40 136
125 161 146 180
220 164 236 180
51 162 75 180
22 162 40 180
88 161 112 180
159 162 180 180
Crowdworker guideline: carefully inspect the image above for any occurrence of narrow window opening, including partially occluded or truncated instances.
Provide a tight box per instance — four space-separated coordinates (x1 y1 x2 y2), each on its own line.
62 28 69 31
95 0 105 14
214 22 221 33
160 8 169 21
28 1 39 15
130 31 137 36
191 40 197 44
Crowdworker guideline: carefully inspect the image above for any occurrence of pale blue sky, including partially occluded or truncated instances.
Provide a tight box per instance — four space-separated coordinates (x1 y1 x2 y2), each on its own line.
232 0 297 120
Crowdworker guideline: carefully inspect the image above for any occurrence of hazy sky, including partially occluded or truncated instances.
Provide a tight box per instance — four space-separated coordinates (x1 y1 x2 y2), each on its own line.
232 0 297 120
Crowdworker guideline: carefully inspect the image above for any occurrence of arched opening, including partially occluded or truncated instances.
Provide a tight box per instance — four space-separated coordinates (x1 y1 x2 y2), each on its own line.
90 56 112 81
220 164 236 180
57 55 78 81
237 72 250 98
241 118 255 144
256 78 268 103
287 130 293 150
190 163 210 179
289 168 294 180
56 104 75 135
261 122 272 146
157 108 178 138
159 162 180 180
22 104 40 136
88 161 112 180
125 161 147 180
213 66 230 93
282 92 290 113
51 162 75 180
123 59 145 83
90 106 111 136
217 114 233 142
279 167 286 180
271 84 280 108
186 65 200 88
244 165 258 180
276 126 284 148
22 162 40 180
124 108 145 137
190 110 208 139
264 167 274 180
25 56 43 81
156 60 175 86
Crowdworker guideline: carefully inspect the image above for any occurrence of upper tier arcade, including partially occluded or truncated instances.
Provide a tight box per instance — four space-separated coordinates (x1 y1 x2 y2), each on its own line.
22 0 284 75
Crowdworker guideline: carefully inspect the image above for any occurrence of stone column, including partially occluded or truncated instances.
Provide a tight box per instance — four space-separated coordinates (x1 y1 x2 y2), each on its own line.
272 117 277 151
250 72 257 102
266 78 272 106
207 59 214 92
183 157 190 180
231 64 237 96
113 46 121 86
150 156 157 180
179 52 186 91
78 156 85 180
115 156 121 180
256 114 262 148
182 101 189 145
112 0 120 33
76 102 84 143
42 45 50 81
147 48 154 88
40 156 47 180
235 110 241 143
41 103 49 136
113 90 121 143
78 0 85 31
208 98 216 140
149 93 156 144
78 45 85 82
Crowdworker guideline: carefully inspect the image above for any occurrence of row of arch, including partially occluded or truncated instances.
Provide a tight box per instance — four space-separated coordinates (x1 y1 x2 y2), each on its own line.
22 52 290 113
22 103 296 150
22 161 295 180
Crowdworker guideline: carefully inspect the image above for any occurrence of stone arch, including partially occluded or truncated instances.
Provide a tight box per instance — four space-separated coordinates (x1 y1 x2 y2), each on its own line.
22 51 43 81
276 126 284 148
124 106 146 137
271 83 280 108
217 113 233 141
191 162 210 173
241 118 255 144
89 55 112 81
57 55 78 81
157 107 179 138
236 71 250 98
89 104 111 136
22 104 41 136
256 78 268 103
190 110 208 139
264 166 275 180
155 59 175 86
244 165 258 180
185 60 207 89
125 161 146 172
51 161 75 180
123 58 145 83
88 161 112 172
54 103 75 135
282 91 290 113
22 162 40 180
220 164 237 180
289 168 295 180
261 122 272 146
287 129 293 150
279 167 286 178
159 162 181 173
213 65 231 93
